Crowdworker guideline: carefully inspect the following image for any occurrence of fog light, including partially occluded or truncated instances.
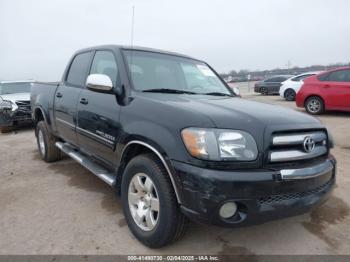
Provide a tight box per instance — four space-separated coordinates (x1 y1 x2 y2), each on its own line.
219 202 237 219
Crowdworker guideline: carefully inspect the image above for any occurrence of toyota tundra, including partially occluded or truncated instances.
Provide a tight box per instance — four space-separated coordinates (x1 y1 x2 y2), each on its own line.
31 45 336 248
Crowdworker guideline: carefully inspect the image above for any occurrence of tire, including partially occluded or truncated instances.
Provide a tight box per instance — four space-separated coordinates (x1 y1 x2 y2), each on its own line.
260 87 268 95
35 121 62 162
305 96 325 115
0 126 13 133
284 89 296 101
121 153 188 248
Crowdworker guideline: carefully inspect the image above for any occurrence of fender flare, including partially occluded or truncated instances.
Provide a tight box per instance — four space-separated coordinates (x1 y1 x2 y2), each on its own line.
120 140 182 204
33 106 49 124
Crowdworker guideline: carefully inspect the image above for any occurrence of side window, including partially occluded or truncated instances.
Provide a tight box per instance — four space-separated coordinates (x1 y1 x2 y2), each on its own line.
265 77 278 82
345 70 350 82
90 51 119 87
318 73 329 81
328 70 350 82
276 77 286 82
292 74 313 82
66 52 93 87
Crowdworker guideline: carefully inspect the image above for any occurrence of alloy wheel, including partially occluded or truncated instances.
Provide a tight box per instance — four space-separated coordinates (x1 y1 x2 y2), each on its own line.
38 130 46 156
128 173 160 231
307 99 321 113
285 89 296 101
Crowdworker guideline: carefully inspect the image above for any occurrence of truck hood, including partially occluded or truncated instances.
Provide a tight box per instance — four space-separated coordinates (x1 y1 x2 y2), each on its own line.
0 93 30 103
137 93 322 139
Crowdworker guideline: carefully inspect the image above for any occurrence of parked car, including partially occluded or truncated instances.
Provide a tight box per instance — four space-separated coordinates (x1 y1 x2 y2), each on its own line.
296 67 350 114
254 75 293 95
0 80 34 132
279 72 321 101
31 45 335 248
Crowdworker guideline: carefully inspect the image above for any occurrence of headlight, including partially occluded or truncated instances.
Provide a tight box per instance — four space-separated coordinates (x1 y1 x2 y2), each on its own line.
0 100 13 110
181 128 258 161
327 129 335 148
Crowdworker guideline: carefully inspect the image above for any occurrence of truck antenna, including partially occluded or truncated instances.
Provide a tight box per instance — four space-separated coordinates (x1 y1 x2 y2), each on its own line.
131 5 135 47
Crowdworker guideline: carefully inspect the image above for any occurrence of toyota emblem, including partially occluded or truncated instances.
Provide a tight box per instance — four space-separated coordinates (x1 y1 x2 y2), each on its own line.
303 136 315 153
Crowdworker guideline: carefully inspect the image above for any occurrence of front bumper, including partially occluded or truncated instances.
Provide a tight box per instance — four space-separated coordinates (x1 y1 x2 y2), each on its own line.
279 89 285 98
0 110 32 127
173 156 336 227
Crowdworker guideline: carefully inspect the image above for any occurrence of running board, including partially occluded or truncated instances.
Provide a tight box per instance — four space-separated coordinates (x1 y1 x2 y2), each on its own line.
55 142 116 186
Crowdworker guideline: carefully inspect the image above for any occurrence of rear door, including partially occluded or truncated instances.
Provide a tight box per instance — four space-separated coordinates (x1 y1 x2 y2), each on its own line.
322 69 350 109
265 77 284 93
54 51 94 146
76 50 122 165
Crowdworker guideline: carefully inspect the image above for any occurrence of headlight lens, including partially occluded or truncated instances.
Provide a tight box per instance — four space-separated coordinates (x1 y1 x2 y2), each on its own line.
327 128 335 148
0 100 13 110
181 128 258 161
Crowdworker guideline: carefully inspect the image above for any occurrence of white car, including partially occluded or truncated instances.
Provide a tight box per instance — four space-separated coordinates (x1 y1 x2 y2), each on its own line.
279 72 321 101
0 80 34 132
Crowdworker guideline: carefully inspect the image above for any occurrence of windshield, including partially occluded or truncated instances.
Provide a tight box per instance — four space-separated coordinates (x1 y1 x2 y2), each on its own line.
123 50 231 95
0 82 32 95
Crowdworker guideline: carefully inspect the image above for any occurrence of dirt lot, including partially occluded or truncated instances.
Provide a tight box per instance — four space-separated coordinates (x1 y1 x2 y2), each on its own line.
0 87 349 255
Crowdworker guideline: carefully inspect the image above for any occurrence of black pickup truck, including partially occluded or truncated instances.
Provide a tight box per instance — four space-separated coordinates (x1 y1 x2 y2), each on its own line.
31 45 336 248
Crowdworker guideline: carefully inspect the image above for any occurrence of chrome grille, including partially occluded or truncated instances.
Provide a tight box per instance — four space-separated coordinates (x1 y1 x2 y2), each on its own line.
268 131 328 163
15 100 31 112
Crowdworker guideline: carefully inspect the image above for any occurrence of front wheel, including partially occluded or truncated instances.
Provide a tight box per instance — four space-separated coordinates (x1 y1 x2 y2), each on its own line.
260 87 268 95
284 89 296 101
121 154 188 248
305 96 324 115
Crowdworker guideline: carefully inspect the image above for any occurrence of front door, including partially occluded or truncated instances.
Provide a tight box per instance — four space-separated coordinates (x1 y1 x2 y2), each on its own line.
76 50 122 165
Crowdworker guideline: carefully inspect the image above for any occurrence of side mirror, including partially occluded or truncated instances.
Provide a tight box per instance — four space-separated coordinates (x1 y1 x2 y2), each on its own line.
86 74 114 93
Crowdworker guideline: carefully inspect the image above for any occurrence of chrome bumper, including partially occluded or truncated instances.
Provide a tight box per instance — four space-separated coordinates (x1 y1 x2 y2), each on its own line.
280 160 334 180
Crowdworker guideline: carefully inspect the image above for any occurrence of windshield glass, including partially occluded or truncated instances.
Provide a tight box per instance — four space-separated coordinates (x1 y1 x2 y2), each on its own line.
0 82 32 95
123 50 231 95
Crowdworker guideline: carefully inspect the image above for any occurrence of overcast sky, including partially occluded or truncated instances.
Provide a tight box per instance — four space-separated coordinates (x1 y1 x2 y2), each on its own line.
0 0 349 81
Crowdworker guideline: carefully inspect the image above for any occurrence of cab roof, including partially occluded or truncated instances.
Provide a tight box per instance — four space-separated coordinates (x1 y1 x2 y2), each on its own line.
75 45 197 60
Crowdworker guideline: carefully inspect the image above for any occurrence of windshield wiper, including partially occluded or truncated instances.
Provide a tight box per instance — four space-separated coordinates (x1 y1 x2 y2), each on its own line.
203 92 233 97
142 88 197 94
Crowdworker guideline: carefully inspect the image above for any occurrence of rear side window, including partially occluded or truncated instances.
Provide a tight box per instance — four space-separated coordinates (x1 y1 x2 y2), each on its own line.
266 77 286 82
90 51 120 87
317 73 329 81
291 74 313 82
327 70 350 82
265 77 279 82
66 52 93 87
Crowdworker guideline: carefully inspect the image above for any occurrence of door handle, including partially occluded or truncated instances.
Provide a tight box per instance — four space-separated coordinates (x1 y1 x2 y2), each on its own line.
79 98 88 105
56 92 63 98
324 85 331 88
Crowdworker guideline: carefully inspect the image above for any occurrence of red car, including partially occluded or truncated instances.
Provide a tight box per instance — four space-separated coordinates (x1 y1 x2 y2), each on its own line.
296 67 350 114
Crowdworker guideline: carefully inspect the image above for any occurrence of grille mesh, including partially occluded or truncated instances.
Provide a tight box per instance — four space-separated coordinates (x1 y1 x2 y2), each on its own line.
258 179 333 205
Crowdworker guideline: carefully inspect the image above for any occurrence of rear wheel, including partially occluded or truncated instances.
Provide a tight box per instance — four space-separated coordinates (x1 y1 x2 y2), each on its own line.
121 154 188 248
284 89 296 101
305 96 324 115
36 121 62 162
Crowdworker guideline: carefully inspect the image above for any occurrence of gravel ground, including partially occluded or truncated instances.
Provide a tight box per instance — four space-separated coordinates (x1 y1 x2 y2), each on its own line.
0 88 349 255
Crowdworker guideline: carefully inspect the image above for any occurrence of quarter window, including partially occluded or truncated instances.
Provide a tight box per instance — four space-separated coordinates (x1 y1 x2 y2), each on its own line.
292 74 313 82
90 51 119 87
66 52 93 87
